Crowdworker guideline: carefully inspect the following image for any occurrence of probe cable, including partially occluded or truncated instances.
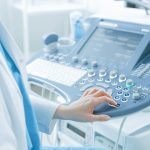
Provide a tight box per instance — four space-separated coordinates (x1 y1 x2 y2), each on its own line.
113 116 128 150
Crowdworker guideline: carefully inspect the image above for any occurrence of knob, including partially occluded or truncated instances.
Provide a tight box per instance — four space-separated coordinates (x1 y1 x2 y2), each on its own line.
72 56 79 63
99 69 107 77
88 69 95 77
91 61 98 67
119 74 126 82
43 33 58 54
126 79 134 87
81 59 88 65
132 92 140 100
110 70 117 79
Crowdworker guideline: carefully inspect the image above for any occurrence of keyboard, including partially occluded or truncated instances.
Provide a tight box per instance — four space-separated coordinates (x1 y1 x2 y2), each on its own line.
27 59 87 86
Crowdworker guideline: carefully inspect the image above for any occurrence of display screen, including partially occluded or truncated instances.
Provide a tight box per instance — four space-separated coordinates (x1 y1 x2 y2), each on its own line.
67 123 85 138
78 27 143 68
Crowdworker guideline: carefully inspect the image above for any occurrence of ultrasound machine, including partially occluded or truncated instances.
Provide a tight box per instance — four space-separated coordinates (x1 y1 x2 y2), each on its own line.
27 18 150 117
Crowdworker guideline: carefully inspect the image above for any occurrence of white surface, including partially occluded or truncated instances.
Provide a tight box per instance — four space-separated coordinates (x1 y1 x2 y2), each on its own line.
94 111 150 146
58 111 150 149
27 58 87 86
89 0 150 25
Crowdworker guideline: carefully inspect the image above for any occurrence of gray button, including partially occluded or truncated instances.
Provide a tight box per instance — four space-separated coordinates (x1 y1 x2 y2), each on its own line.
110 70 118 79
88 78 95 82
117 91 123 95
88 70 96 77
111 81 118 86
119 74 126 82
72 56 79 63
132 92 141 100
114 96 120 100
99 69 107 77
79 80 86 85
97 78 103 82
105 79 111 83
124 93 130 97
116 85 122 90
91 61 98 67
123 87 129 92
121 98 128 102
81 59 88 65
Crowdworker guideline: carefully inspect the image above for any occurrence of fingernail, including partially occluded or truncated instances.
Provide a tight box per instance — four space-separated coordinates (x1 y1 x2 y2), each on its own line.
105 115 111 120
109 104 117 108
114 101 117 105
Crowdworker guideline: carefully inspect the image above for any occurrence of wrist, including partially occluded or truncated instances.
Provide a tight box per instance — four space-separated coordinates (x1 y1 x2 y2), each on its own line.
54 104 69 120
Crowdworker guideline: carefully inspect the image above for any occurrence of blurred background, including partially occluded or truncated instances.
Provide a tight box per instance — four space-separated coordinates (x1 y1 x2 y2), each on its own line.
1 0 149 59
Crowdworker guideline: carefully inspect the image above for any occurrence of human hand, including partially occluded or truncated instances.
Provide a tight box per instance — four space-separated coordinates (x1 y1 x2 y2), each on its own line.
54 88 117 122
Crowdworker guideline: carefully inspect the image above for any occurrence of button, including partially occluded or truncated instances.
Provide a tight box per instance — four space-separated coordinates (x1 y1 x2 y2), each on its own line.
105 79 111 83
114 96 120 100
81 59 88 65
88 70 96 77
132 92 141 100
111 81 118 86
80 83 94 92
126 79 134 87
72 56 79 63
124 93 130 97
121 98 128 102
79 80 86 85
88 78 95 82
119 74 126 82
97 78 103 82
99 69 107 77
91 61 98 67
117 91 123 95
96 83 109 88
116 85 122 90
123 87 129 92
110 70 118 79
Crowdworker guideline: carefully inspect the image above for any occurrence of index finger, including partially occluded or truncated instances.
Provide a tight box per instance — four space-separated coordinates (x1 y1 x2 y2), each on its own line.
92 90 112 98
93 96 117 107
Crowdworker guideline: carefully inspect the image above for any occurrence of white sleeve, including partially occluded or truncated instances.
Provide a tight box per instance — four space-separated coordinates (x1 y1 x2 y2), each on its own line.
29 93 60 134
0 91 17 150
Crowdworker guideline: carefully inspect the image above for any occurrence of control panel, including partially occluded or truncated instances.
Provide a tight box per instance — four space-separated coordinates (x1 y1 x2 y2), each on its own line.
27 18 150 117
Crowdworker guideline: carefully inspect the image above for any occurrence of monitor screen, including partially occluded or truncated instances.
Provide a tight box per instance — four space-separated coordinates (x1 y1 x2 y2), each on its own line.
125 0 150 9
78 27 143 68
